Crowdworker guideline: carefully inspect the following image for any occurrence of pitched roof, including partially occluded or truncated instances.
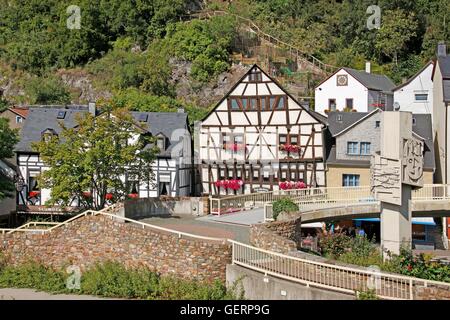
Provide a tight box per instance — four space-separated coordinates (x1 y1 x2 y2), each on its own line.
326 111 435 171
8 107 29 118
342 68 396 92
393 61 434 91
15 106 189 157
202 64 326 125
437 56 450 79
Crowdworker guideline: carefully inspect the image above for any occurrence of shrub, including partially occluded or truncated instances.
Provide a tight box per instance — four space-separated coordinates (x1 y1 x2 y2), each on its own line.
272 198 299 221
318 233 352 258
25 76 71 105
356 289 379 300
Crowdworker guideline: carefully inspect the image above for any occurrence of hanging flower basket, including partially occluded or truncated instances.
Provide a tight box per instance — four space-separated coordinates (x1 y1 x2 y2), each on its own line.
105 193 114 200
28 191 40 198
224 143 246 152
215 179 244 190
280 144 300 153
279 181 307 190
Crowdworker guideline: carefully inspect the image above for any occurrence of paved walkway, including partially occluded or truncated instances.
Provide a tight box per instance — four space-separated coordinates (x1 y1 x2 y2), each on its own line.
198 209 265 226
140 214 251 244
0 288 112 300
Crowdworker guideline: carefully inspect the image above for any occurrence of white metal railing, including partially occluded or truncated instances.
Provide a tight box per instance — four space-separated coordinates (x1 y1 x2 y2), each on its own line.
412 184 450 201
229 240 450 300
0 204 227 243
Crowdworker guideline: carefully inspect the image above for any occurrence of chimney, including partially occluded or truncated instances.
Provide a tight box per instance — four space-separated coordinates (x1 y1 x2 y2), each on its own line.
365 61 371 73
438 41 447 57
88 102 96 116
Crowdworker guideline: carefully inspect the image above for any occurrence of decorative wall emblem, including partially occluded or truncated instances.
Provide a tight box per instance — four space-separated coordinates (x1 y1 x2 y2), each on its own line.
401 138 424 187
337 75 348 86
370 154 402 205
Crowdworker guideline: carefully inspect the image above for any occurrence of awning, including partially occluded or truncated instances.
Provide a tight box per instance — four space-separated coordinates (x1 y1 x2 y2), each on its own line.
301 222 323 228
353 218 436 226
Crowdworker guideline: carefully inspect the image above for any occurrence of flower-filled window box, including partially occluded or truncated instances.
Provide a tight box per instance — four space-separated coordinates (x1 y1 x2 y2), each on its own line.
279 181 307 190
105 193 114 200
224 143 246 152
215 179 244 190
28 191 40 198
128 193 139 199
279 144 300 153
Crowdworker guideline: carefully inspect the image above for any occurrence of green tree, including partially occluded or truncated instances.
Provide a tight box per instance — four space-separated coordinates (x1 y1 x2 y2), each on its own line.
0 118 19 199
375 9 419 65
32 107 158 210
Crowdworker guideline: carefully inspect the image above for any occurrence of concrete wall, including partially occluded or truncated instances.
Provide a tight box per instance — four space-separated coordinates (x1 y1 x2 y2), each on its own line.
123 197 207 219
0 214 231 283
226 264 355 300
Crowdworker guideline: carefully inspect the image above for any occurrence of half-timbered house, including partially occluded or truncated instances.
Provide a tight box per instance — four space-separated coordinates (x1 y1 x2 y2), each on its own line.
198 65 327 195
15 105 192 213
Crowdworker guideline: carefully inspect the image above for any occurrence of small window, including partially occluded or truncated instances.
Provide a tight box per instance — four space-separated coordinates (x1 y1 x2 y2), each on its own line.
329 99 336 111
230 98 239 110
412 118 417 126
290 135 298 145
269 97 276 110
360 142 371 155
222 134 231 149
249 72 262 82
241 98 248 110
276 96 285 110
260 97 266 110
249 98 257 110
343 174 360 187
337 115 343 122
253 168 260 178
346 99 353 110
157 137 165 151
375 121 380 128
279 134 288 144
16 116 23 123
234 135 244 144
219 169 225 179
138 114 148 122
57 111 66 119
347 142 359 155
415 94 428 102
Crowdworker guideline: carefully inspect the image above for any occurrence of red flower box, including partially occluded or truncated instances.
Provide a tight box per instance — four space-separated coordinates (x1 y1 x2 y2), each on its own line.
128 193 139 199
105 193 114 200
215 179 244 190
224 143 246 152
28 191 40 198
279 181 307 190
280 144 300 153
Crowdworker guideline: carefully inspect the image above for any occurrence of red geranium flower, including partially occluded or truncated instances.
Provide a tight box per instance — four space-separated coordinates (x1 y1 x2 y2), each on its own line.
105 193 114 200
29 191 40 198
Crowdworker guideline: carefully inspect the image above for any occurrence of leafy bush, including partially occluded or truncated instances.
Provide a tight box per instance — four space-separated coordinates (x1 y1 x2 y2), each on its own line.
0 263 67 293
25 76 71 105
272 198 299 221
318 233 352 258
356 289 379 300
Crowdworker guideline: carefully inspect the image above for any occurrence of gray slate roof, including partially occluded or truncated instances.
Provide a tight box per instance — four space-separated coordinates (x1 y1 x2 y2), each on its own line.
326 112 435 171
327 112 369 136
343 68 396 92
15 106 189 158
437 56 450 102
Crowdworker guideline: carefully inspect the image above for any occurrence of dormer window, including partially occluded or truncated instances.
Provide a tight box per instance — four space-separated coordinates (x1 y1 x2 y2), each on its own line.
41 128 57 142
248 71 262 82
156 134 166 151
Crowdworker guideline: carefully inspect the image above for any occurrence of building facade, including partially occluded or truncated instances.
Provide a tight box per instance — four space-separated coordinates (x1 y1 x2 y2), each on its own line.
325 109 435 188
14 105 192 212
0 107 28 132
393 61 434 117
197 65 326 195
314 65 395 115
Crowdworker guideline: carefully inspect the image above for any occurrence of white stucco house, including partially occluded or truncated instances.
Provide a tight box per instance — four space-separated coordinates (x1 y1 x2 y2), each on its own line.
314 63 396 115
393 61 434 117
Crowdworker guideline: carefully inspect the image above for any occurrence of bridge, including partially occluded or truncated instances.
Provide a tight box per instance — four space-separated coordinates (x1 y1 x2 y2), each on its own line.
209 184 450 223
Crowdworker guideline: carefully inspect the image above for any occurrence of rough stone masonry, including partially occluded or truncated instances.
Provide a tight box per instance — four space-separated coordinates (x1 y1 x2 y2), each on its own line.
0 215 232 283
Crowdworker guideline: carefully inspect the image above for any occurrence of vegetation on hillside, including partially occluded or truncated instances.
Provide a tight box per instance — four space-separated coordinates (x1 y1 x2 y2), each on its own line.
0 0 448 114
0 118 19 199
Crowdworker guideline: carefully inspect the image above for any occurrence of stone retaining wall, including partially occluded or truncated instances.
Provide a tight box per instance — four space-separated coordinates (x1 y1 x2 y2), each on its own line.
249 218 301 253
415 285 450 300
0 214 231 283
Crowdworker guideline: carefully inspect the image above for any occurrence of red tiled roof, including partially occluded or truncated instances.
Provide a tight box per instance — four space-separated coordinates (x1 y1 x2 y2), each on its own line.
8 107 29 118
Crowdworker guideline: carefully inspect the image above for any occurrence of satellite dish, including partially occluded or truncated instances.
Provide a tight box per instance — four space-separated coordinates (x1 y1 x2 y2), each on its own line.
393 102 400 111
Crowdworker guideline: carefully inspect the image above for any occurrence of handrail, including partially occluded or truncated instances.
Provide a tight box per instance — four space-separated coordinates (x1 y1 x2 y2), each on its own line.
229 240 450 300
1 203 227 243
184 10 338 75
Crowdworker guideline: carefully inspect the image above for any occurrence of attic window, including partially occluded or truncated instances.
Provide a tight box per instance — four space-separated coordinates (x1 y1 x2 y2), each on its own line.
248 72 262 82
412 118 417 126
41 128 57 142
337 115 343 122
57 111 66 119
156 136 166 151
138 114 148 122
